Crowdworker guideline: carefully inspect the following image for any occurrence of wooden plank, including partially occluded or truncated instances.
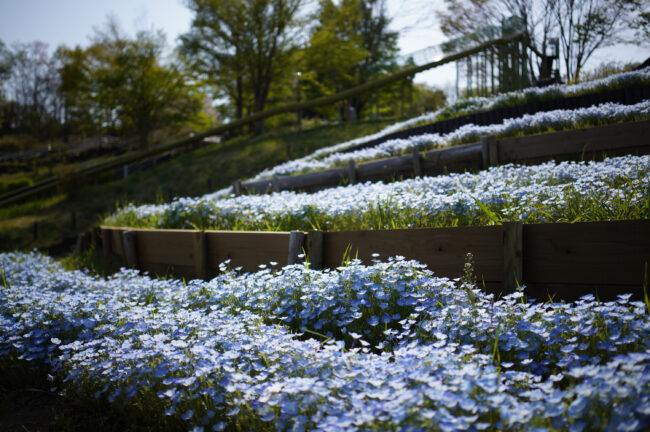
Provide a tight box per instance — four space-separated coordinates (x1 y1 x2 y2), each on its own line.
502 221 523 293
278 167 348 191
307 230 324 270
356 154 412 181
205 230 291 273
287 231 306 264
523 219 650 285
422 142 484 173
322 226 503 282
134 229 195 267
193 231 208 279
498 120 650 163
241 179 274 194
122 230 139 269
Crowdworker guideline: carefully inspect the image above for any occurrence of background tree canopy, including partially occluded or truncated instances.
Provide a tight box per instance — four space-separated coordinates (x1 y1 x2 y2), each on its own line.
0 0 642 148
436 0 643 82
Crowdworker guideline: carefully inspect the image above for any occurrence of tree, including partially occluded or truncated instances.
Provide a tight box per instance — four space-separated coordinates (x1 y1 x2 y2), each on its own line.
302 0 398 119
56 45 95 140
301 0 369 118
629 5 650 47
181 0 303 133
60 22 207 148
553 0 640 81
412 84 447 115
0 40 11 101
0 41 62 137
436 0 640 82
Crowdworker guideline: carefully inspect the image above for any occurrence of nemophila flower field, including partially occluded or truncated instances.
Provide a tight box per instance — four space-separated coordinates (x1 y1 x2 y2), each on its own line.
106 154 650 231
424 67 650 123
1 252 649 431
250 100 650 180
273 67 650 167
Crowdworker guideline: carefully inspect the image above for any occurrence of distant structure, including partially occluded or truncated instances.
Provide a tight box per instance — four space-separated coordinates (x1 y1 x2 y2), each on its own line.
395 16 557 99
441 16 537 98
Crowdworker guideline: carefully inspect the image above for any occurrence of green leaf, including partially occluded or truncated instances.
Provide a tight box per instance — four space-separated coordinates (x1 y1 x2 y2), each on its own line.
472 196 502 225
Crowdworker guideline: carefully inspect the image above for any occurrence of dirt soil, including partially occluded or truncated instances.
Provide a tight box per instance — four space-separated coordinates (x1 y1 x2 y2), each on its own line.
0 385 96 431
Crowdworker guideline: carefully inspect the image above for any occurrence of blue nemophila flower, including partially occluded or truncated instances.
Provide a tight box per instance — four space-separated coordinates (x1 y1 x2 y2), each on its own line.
108 151 650 233
1 251 650 431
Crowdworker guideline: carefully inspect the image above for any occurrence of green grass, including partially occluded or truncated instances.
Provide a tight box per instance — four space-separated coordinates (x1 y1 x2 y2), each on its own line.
0 118 397 253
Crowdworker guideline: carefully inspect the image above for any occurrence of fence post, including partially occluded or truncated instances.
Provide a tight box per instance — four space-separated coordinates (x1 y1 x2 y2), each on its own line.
480 136 490 169
192 230 208 280
307 230 324 270
412 146 423 177
487 136 499 166
74 233 88 254
102 228 112 259
91 227 101 249
272 176 280 193
232 180 242 196
287 231 306 265
348 160 357 185
502 221 523 294
122 230 139 269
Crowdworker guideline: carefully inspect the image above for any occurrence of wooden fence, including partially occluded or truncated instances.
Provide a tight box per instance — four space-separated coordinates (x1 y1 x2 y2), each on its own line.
238 119 650 194
101 218 650 301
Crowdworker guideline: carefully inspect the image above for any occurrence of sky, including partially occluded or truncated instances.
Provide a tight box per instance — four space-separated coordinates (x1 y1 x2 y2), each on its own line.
0 0 648 94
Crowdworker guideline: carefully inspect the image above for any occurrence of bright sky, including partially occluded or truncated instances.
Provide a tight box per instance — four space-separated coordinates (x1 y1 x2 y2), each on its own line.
0 0 647 93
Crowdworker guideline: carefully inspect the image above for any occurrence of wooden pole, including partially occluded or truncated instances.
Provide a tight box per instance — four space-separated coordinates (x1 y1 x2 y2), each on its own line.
481 135 499 169
192 230 208 280
102 228 112 259
92 227 101 249
348 160 357 185
307 230 324 270
502 221 523 294
232 180 242 196
412 146 423 177
287 231 306 265
122 230 139 269
488 136 499 166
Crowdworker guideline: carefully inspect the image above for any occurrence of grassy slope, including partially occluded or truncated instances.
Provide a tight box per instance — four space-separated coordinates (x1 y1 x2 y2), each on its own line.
0 118 398 253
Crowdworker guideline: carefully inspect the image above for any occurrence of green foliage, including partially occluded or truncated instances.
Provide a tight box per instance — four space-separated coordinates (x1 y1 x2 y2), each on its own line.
300 0 400 120
181 0 303 133
58 23 208 148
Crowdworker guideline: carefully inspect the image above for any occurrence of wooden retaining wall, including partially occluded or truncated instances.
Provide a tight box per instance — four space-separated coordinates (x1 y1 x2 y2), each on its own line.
101 219 650 301
337 83 650 155
238 120 650 194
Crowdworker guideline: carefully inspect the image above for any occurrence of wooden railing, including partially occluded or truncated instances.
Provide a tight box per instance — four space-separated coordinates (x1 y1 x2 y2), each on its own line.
101 218 650 301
